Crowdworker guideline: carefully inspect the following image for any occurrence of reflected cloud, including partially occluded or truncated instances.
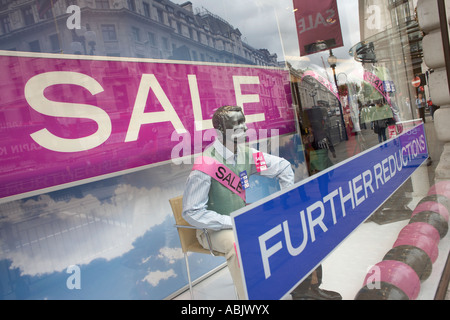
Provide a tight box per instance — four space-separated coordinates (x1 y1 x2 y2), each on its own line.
142 269 177 287
157 247 184 265
139 247 184 287
0 183 175 277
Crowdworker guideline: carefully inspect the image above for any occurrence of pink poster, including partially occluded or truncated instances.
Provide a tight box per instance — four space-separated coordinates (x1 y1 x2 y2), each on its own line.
0 53 295 201
363 70 400 123
363 70 392 105
302 70 339 99
293 0 344 56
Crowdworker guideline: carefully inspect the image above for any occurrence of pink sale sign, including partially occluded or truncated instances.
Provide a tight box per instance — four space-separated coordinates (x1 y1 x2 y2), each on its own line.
0 53 295 201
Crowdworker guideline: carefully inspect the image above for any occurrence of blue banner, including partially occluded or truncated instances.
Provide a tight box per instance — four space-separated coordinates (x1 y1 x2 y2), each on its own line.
232 124 429 300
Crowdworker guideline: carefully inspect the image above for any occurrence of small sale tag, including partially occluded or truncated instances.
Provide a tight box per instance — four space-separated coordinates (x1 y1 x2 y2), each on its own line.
239 170 250 190
253 152 267 172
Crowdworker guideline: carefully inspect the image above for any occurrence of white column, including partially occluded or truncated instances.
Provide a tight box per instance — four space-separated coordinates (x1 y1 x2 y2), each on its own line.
417 0 450 183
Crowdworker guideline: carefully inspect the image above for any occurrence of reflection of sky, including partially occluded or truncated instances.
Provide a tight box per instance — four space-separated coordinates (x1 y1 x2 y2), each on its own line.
2 186 165 276
0 163 224 299
172 0 285 59
170 0 366 93
171 0 361 76
0 135 306 299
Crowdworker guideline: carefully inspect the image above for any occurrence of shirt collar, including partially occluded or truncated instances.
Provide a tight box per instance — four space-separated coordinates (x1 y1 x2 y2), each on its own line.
213 139 235 164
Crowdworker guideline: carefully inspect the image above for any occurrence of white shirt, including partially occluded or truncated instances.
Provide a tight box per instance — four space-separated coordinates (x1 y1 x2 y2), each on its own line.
182 139 294 230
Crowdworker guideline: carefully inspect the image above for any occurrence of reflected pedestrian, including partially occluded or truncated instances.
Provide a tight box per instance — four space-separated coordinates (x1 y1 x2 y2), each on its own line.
372 100 390 143
415 92 426 123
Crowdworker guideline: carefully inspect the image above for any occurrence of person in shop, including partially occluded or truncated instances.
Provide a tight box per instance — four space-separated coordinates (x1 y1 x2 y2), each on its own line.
372 100 392 143
289 114 342 300
428 99 440 121
182 105 341 300
301 109 336 175
415 92 427 123
306 125 336 174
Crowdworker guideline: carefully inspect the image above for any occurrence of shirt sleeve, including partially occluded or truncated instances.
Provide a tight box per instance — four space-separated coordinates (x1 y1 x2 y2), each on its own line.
181 170 233 230
252 149 295 189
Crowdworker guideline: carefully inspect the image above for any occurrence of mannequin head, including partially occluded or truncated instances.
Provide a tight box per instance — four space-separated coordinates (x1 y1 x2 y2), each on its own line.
212 106 248 152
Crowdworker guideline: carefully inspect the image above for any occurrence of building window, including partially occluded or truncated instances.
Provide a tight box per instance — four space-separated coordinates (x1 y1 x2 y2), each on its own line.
143 2 150 18
127 0 136 12
49 34 60 52
42 9 54 20
101 24 117 41
29 40 41 52
162 37 169 50
157 9 164 24
148 32 156 46
131 27 140 42
22 6 35 26
0 15 11 34
96 0 110 9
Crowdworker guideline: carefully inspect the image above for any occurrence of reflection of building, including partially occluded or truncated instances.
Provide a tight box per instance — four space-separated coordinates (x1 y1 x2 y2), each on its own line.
0 0 278 66
356 0 422 68
353 0 421 121
0 164 193 299
289 64 342 145
289 66 339 112
298 75 338 111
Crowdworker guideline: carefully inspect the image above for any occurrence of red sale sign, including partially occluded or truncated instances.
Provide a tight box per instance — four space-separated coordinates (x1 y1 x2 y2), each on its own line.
293 0 344 56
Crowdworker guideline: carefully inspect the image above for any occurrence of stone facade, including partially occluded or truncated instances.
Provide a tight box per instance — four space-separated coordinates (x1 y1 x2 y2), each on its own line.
417 0 450 181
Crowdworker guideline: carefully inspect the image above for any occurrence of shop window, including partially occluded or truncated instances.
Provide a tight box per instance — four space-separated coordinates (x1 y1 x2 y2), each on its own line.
0 0 444 302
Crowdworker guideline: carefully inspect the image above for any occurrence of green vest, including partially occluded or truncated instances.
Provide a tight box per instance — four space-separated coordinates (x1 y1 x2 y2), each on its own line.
203 145 253 216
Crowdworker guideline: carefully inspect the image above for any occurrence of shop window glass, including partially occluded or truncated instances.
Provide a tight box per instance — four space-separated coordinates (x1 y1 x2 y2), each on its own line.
0 0 441 300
